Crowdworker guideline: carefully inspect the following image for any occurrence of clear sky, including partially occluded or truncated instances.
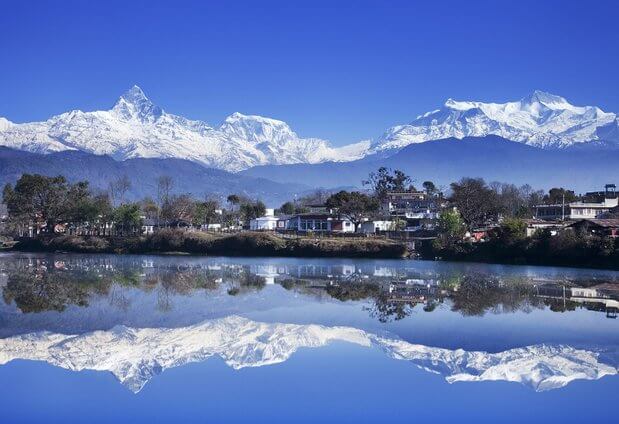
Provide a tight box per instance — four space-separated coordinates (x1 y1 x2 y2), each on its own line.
1 0 618 146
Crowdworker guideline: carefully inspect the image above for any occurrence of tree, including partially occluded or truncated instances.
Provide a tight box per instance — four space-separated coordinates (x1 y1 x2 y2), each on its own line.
161 194 196 223
157 176 174 205
109 175 131 206
545 187 578 205
325 190 379 230
194 198 220 227
239 200 266 222
227 194 241 210
3 174 70 232
140 197 159 219
449 178 500 228
389 218 407 231
497 218 527 243
297 189 330 206
363 167 415 200
422 181 438 196
278 201 296 215
489 182 544 219
437 209 466 239
433 208 466 250
113 203 141 235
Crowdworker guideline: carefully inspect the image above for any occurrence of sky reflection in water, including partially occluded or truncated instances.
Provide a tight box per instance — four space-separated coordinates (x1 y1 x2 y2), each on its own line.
0 252 618 423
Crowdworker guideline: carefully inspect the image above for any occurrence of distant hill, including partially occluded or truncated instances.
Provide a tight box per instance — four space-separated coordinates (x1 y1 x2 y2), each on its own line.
0 147 309 206
240 136 619 192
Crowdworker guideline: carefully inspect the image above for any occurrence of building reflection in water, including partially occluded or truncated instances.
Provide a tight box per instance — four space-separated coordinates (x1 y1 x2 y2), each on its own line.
1 254 618 322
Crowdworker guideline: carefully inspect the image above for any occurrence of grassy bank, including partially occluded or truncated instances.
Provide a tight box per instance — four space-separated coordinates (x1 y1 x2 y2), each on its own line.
11 230 409 259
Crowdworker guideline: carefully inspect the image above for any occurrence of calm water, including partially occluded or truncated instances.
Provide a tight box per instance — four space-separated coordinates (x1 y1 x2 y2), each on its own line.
1 252 618 423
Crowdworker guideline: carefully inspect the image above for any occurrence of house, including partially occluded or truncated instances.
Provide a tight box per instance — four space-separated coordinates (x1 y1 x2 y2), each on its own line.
535 184 618 220
285 214 355 233
567 219 619 238
465 224 499 242
381 191 444 230
305 203 330 214
524 219 567 237
249 209 279 231
201 223 222 231
142 218 156 235
357 220 395 234
276 215 293 230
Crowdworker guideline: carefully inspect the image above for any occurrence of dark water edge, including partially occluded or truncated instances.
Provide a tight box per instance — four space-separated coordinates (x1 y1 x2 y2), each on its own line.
422 245 619 271
8 228 619 270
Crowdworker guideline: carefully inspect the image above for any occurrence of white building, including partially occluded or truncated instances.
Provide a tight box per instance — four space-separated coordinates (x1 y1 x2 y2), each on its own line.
285 214 355 233
358 220 395 234
249 209 279 231
535 185 618 221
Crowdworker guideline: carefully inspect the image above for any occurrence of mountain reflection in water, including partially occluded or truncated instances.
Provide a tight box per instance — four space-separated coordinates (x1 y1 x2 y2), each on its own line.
1 315 617 393
1 253 618 395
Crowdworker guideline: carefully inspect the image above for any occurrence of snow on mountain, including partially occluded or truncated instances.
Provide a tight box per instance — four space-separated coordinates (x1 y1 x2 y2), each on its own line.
1 88 617 172
0 86 365 172
0 315 615 393
370 90 619 153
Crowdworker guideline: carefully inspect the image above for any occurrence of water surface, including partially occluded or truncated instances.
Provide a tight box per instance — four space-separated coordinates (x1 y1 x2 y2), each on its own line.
1 253 618 423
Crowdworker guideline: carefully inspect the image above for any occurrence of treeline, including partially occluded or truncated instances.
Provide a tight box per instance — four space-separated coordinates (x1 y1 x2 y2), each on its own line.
1 174 266 236
427 217 619 269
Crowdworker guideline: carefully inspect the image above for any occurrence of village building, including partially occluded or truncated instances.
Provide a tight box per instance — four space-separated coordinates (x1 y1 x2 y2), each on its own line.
141 218 156 235
249 209 279 231
535 184 618 221
566 219 619 238
523 219 569 237
357 220 396 234
276 215 292 231
381 191 443 231
284 213 355 233
304 203 332 214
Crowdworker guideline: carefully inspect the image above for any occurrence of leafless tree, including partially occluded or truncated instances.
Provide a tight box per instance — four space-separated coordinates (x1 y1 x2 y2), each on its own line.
109 175 131 206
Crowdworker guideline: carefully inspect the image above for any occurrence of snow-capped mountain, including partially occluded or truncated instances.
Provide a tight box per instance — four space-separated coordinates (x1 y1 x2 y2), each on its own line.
0 316 616 393
1 88 617 173
371 90 619 153
0 86 368 172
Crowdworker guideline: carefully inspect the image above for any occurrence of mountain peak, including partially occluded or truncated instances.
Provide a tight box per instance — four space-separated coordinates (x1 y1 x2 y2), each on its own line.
521 90 570 107
120 85 149 103
224 112 287 127
113 85 162 121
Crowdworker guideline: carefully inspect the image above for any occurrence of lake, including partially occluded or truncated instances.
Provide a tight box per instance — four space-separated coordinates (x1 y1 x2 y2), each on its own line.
1 252 618 423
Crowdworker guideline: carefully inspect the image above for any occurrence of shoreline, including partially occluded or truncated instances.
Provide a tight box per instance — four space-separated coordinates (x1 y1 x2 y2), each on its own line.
8 231 410 260
5 231 619 271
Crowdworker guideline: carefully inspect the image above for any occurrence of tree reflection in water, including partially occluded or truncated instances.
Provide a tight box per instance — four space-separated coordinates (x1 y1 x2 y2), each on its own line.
1 256 618 321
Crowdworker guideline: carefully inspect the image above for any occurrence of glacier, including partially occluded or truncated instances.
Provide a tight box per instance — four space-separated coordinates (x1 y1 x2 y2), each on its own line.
0 87 617 172
0 315 616 393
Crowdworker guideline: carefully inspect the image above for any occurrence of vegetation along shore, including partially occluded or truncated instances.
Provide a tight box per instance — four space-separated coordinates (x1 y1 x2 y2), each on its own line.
10 230 409 259
1 168 618 268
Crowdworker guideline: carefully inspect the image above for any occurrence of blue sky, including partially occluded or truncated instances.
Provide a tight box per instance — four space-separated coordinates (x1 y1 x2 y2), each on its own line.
1 0 618 146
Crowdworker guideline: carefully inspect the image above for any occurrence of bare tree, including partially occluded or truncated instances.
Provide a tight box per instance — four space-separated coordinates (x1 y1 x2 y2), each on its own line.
109 175 131 206
157 175 174 207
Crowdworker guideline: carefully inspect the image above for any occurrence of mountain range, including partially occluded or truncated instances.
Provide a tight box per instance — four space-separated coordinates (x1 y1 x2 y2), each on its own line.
0 86 367 172
0 316 616 393
1 87 617 196
1 87 618 173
